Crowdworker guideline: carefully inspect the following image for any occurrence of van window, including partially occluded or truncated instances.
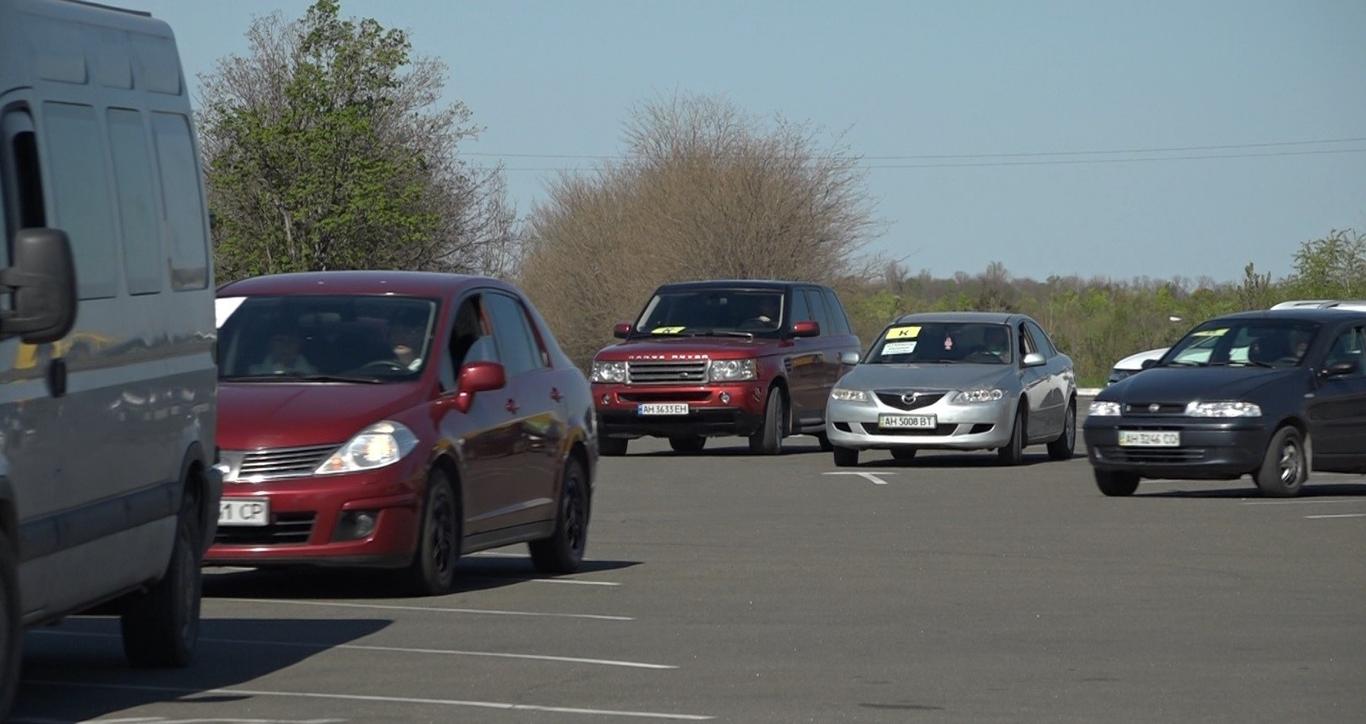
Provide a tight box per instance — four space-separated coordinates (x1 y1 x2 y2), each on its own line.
108 109 162 295
151 113 208 290
822 289 852 335
43 102 118 299
2 111 47 242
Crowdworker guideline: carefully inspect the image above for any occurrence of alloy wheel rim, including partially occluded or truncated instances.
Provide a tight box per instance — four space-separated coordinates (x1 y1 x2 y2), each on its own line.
564 470 586 554
1278 442 1301 485
430 493 454 575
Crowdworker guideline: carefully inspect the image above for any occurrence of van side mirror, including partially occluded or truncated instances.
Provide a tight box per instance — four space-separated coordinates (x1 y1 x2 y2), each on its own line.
839 351 861 366
453 361 506 413
792 320 820 338
613 322 632 339
1321 360 1359 379
1022 352 1046 367
1 228 77 344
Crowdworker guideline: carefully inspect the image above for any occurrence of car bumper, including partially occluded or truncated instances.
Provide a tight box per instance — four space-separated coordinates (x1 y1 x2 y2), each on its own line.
205 462 422 568
1083 418 1268 479
594 382 768 438
825 396 1017 450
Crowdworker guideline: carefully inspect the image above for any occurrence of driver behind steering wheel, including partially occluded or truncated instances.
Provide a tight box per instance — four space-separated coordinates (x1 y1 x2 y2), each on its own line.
389 320 426 371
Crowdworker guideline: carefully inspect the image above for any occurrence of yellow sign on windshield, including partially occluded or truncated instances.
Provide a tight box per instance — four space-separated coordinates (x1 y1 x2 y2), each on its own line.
651 326 686 335
885 326 921 340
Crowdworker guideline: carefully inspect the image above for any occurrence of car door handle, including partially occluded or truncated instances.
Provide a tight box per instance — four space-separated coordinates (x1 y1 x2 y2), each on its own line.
505 399 520 414
550 387 563 402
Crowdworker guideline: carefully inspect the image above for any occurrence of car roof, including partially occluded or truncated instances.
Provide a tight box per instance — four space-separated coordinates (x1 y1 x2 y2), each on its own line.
218 271 502 298
1270 299 1366 311
893 311 1026 325
1212 308 1366 323
655 279 824 292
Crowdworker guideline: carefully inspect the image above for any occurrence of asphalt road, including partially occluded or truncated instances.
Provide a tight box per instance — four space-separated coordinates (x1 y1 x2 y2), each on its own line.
13 417 1366 723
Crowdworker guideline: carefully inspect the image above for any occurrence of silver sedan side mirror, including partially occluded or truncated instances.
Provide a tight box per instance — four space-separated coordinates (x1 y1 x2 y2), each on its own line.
839 351 861 366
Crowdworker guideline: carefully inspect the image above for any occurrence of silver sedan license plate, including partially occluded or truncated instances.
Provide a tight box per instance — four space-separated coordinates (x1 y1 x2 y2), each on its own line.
638 403 690 416
1118 430 1181 447
219 498 269 527
878 414 936 429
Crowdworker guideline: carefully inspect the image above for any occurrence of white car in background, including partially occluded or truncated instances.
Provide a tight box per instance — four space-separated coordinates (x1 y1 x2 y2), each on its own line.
1104 300 1366 386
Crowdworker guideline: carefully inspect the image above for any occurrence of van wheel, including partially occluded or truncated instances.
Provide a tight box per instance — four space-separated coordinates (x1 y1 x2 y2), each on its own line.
669 436 706 454
1095 469 1140 497
997 404 1026 466
1047 400 1077 461
121 484 202 668
833 446 859 467
1255 427 1307 498
530 457 590 574
0 533 20 719
405 470 460 596
749 387 785 455
599 437 628 457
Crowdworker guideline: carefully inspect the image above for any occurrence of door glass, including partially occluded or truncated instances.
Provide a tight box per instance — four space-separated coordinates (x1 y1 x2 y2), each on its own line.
803 289 830 337
150 112 209 290
1324 327 1365 376
485 293 543 377
789 289 810 325
1026 322 1055 358
822 289 852 335
107 109 163 295
43 102 118 299
1019 324 1037 357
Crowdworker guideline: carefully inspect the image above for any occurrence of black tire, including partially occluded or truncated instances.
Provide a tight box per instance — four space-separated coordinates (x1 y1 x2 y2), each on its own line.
997 403 1026 466
668 435 707 454
816 432 834 452
404 470 460 596
832 446 859 467
0 533 20 720
749 387 785 455
121 483 202 668
1254 426 1308 498
1047 400 1077 461
530 456 591 574
1095 469 1140 497
891 448 918 462
599 437 628 457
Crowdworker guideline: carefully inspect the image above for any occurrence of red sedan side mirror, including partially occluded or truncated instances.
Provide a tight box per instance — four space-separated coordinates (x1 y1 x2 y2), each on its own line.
454 362 506 413
613 322 633 339
792 320 820 338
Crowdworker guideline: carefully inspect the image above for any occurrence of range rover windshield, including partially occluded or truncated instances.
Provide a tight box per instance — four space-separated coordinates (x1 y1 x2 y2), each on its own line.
218 295 438 383
1160 318 1319 369
634 289 786 339
866 322 1013 365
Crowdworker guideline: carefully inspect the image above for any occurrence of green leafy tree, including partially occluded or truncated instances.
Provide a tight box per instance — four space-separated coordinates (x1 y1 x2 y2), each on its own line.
1287 228 1366 299
200 0 515 281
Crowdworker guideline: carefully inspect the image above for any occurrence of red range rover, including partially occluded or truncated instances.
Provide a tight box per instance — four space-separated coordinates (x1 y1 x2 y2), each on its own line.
591 280 861 455
208 272 596 595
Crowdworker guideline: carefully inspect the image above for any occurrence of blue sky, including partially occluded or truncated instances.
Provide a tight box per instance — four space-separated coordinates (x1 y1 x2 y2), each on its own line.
137 0 1366 282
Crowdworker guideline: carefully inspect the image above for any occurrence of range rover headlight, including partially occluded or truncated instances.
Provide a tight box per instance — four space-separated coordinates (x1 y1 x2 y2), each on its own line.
591 360 629 383
1089 400 1122 417
830 387 870 402
1185 401 1261 418
708 359 756 382
950 388 1005 404
316 421 418 475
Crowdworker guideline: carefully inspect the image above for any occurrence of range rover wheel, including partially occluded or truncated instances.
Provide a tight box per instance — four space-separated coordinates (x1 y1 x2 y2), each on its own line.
1254 426 1307 498
997 404 1026 466
530 456 590 574
891 448 918 462
832 446 859 467
669 436 707 454
1094 469 1140 497
1047 400 1077 461
0 533 20 719
749 387 785 455
405 470 460 596
599 437 628 457
122 483 202 667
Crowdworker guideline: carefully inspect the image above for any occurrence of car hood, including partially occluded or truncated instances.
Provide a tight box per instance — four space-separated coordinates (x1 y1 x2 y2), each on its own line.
218 382 424 450
1101 366 1303 402
837 363 1016 392
596 336 775 361
1114 347 1169 371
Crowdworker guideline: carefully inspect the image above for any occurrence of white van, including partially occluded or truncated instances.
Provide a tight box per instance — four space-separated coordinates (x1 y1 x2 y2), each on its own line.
0 0 220 715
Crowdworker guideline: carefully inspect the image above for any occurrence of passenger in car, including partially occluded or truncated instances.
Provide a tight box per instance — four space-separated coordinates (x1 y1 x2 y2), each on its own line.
250 332 317 375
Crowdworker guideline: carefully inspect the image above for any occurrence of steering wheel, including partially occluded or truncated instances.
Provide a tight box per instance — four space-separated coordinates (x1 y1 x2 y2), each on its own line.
357 359 405 373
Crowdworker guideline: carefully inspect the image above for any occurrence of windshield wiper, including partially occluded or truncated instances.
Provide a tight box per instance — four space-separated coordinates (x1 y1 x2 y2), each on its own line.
221 374 384 384
1220 360 1274 369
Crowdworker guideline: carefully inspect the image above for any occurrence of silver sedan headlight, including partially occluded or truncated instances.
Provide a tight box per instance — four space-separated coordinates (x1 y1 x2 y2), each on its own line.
830 387 870 403
591 360 628 383
949 388 1005 404
708 359 756 382
1089 400 1122 416
1185 401 1261 418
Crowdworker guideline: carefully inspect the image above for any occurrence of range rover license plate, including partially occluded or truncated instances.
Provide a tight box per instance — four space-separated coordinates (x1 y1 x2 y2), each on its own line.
638 403 690 416
1118 430 1181 447
878 414 936 429
219 498 269 527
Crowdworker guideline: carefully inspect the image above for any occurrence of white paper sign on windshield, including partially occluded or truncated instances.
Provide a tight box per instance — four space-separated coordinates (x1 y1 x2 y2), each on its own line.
882 341 918 355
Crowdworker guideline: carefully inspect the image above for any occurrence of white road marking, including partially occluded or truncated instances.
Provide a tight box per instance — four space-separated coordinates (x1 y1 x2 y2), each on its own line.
468 551 528 558
530 578 621 587
823 471 897 486
210 597 633 621
1304 513 1366 520
34 630 673 670
1241 498 1364 506
24 681 715 721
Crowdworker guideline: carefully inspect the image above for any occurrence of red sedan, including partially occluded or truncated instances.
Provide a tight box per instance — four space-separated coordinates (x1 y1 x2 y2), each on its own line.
208 272 597 595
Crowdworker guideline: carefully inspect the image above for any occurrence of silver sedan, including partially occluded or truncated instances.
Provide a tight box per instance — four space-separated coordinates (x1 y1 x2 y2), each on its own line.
825 312 1077 466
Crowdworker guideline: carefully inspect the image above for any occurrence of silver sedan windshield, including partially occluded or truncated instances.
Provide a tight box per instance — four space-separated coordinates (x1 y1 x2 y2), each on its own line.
867 322 1013 365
